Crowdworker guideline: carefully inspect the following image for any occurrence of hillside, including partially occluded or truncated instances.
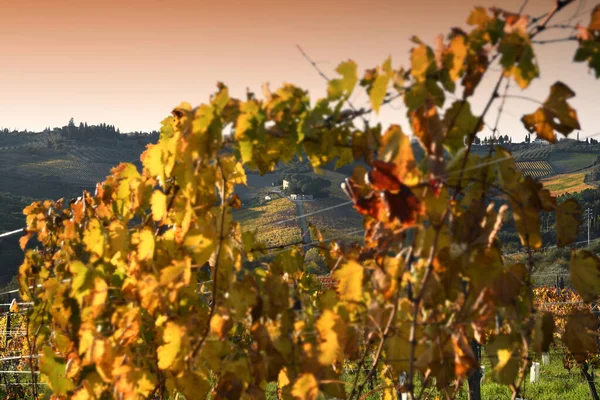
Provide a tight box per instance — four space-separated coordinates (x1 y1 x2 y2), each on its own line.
0 132 152 284
1 131 599 284
472 140 600 193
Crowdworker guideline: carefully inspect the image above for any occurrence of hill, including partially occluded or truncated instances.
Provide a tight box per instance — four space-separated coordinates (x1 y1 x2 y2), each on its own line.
0 131 153 284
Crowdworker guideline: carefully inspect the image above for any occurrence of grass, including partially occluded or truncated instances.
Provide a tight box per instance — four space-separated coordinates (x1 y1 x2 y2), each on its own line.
549 152 598 173
261 347 596 399
540 170 594 195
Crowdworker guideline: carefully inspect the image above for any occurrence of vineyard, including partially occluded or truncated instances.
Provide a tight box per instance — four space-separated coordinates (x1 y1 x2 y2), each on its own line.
5 3 600 400
303 199 364 241
513 146 552 161
16 159 113 185
541 170 595 196
515 161 555 178
234 198 302 248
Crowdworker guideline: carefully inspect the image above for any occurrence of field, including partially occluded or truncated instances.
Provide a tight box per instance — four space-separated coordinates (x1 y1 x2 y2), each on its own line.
303 198 364 242
513 145 551 161
234 198 301 248
515 160 555 178
540 170 595 196
17 159 113 185
549 152 598 173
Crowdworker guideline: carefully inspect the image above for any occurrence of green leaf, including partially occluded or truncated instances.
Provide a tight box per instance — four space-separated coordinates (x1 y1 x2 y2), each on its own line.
69 260 92 304
498 33 539 89
328 60 358 100
40 347 75 395
442 100 482 153
370 57 393 114
570 250 600 302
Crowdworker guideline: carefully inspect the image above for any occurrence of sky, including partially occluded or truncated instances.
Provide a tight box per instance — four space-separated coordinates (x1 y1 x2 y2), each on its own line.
0 0 598 142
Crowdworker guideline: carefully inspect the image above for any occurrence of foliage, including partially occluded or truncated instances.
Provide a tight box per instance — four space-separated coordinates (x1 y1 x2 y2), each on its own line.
13 3 600 400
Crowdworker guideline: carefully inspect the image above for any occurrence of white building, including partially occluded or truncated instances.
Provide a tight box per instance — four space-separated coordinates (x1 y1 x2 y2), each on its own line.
282 179 290 190
290 194 313 200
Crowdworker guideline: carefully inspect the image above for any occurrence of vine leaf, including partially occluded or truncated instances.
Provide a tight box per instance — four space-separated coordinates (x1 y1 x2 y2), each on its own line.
563 311 600 363
486 334 520 385
333 260 363 304
574 5 600 77
40 347 75 395
328 60 358 100
442 100 482 153
137 228 155 261
451 329 478 378
157 322 183 370
521 82 581 143
370 57 393 114
151 190 167 222
291 373 319 400
570 250 600 302
83 218 105 258
556 199 582 247
410 40 437 83
532 312 555 354
315 310 347 365
498 32 539 89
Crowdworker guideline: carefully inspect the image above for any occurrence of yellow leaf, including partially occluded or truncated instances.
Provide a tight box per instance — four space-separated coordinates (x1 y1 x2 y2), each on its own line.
487 334 520 385
138 228 155 261
83 218 105 258
210 313 231 340
291 373 319 400
157 322 182 370
9 298 18 313
333 260 364 304
151 190 167 222
315 310 347 365
570 250 600 302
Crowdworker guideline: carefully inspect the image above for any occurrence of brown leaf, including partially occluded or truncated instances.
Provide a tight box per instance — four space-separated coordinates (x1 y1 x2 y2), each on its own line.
452 328 478 379
556 199 582 247
563 311 600 363
532 312 555 354
570 250 600 302
521 82 581 143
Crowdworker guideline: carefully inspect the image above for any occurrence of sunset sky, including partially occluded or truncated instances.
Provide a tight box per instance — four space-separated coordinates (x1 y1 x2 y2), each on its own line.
0 0 597 142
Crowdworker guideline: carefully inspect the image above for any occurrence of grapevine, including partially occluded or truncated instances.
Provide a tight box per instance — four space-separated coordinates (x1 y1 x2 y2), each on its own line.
12 3 600 400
